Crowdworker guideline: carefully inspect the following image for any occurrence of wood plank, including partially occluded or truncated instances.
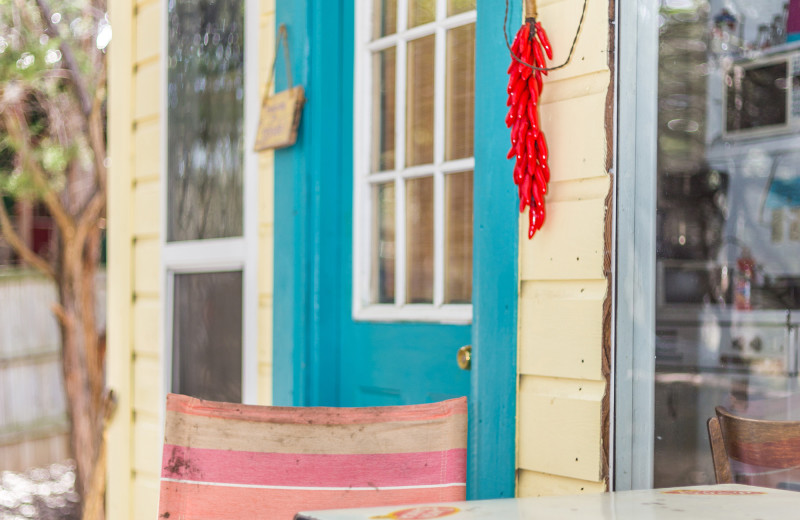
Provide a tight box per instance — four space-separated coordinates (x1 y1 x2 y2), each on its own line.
134 61 160 122
545 176 610 204
518 280 606 381
258 362 273 405
540 0 611 83
132 474 160 520
519 197 607 281
133 355 161 417
518 375 604 482
135 2 161 64
258 152 275 224
133 119 160 182
107 0 135 512
133 416 162 478
259 227 274 295
133 237 160 296
539 92 608 183
518 469 606 497
133 297 161 357
258 306 273 364
540 70 611 106
133 180 160 237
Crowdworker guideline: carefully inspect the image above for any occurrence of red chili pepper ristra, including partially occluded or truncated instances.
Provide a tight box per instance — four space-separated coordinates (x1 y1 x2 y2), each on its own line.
506 17 553 238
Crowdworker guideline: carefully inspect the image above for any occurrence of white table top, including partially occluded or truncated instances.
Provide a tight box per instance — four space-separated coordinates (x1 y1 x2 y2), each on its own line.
294 485 800 519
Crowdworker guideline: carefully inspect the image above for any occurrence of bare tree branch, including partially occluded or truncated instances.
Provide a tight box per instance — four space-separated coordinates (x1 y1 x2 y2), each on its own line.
87 67 107 193
2 105 76 238
0 196 55 278
34 0 93 117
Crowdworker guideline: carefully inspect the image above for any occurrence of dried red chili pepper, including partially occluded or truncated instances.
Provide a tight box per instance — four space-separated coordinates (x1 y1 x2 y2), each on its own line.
506 16 553 238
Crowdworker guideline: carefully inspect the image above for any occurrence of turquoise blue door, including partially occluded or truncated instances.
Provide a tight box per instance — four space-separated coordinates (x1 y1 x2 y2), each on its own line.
273 0 519 499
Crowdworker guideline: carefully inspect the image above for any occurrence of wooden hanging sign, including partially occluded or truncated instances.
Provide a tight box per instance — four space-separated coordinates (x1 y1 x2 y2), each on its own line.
254 85 305 151
254 24 305 151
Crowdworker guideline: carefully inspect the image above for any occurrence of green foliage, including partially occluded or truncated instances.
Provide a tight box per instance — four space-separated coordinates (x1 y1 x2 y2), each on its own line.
0 0 106 203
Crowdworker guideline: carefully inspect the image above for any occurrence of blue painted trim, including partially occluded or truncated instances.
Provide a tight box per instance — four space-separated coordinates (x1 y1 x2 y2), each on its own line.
274 0 349 406
469 0 519 499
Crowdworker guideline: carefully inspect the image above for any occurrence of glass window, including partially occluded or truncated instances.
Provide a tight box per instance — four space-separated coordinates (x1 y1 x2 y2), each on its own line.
167 0 245 242
165 0 252 404
355 0 476 319
652 0 800 488
172 271 243 403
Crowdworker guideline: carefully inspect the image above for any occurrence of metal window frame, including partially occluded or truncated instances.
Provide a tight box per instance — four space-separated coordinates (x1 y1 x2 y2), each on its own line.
614 0 659 490
160 0 260 409
352 0 476 323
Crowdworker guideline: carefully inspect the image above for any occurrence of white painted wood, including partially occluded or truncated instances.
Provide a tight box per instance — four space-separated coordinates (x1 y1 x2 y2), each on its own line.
518 470 606 497
353 0 475 320
160 0 258 408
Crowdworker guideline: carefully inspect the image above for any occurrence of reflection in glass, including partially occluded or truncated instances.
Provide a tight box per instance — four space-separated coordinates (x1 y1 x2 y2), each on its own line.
373 0 397 38
447 0 475 16
408 0 435 27
172 271 243 403
445 171 473 303
167 0 244 241
446 24 475 161
653 1 800 491
406 176 434 303
406 36 435 167
372 48 397 173
372 183 396 303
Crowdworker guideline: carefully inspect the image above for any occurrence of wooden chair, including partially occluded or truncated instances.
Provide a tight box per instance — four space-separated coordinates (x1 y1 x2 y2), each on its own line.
708 405 800 489
158 393 468 519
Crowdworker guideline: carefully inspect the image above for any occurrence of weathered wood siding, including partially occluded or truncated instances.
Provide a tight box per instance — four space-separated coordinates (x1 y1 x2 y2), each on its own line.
516 0 613 496
0 271 106 472
107 0 277 516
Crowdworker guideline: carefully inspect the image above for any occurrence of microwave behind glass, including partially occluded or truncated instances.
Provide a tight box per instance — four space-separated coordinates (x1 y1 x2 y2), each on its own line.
723 48 800 140
658 260 733 307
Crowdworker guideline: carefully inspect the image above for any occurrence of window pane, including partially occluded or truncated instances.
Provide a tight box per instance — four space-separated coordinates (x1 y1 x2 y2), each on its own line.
406 177 434 303
372 183 396 303
447 0 475 16
373 0 397 38
653 1 800 490
372 48 397 173
445 23 475 161
406 35 436 166
408 0 435 27
172 271 243 403
167 0 244 242
445 171 472 303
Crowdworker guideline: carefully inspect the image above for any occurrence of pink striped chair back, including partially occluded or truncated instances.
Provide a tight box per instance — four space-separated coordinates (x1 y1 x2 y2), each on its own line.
158 393 468 519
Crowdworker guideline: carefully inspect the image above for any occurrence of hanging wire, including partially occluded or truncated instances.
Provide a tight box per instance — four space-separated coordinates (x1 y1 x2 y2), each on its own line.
504 0 590 72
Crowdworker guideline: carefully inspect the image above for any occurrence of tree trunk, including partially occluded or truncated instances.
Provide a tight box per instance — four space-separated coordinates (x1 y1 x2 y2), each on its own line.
55 226 105 520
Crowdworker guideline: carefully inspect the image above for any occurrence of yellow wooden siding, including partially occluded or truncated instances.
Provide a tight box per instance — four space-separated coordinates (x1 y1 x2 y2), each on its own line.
135 2 161 63
133 61 160 122
516 0 611 496
258 7 275 404
132 415 162 479
132 237 160 296
107 0 135 512
132 298 161 356
133 121 160 182
518 470 607 496
132 477 160 520
132 180 160 237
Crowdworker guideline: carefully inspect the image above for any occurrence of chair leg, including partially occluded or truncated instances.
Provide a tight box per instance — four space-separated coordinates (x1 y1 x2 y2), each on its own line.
707 416 733 484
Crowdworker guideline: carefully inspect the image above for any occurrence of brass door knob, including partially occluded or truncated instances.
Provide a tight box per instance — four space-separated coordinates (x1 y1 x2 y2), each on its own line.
457 345 472 371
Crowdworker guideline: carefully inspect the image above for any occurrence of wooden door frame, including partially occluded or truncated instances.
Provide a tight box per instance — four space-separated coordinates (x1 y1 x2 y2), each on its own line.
272 0 519 499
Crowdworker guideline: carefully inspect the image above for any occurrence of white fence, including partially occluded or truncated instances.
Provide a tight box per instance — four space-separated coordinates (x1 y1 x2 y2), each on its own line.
0 270 105 471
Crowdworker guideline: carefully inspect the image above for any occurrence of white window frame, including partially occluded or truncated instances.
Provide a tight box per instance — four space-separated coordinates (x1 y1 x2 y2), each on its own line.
160 0 260 406
614 0 660 491
353 0 476 323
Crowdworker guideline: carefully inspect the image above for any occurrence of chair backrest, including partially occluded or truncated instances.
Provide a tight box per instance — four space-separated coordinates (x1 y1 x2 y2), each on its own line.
158 393 468 519
708 405 800 489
